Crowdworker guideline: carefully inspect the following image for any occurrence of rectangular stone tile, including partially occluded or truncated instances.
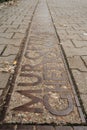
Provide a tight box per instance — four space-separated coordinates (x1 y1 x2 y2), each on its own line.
60 40 75 48
6 28 26 34
72 40 87 48
72 70 87 94
36 126 54 130
13 33 25 39
67 56 87 72
2 45 19 56
17 125 33 130
0 38 22 47
0 32 14 39
81 56 87 66
80 94 87 113
0 125 15 130
62 46 87 57
0 72 10 89
0 55 16 65
56 126 73 130
0 27 7 33
74 126 87 130
0 90 3 96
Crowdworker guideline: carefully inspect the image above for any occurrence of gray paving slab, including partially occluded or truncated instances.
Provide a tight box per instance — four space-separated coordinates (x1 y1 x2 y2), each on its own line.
0 55 16 65
0 90 3 96
2 45 19 56
74 126 87 130
0 45 5 55
67 56 87 72
0 72 10 89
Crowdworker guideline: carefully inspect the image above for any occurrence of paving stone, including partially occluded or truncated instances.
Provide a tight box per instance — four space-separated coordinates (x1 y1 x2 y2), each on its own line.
0 72 10 89
55 126 73 130
2 45 19 56
0 124 15 130
0 27 7 33
72 70 87 94
0 38 22 47
0 55 16 65
62 46 87 57
0 45 5 55
6 28 26 34
74 126 87 130
0 90 3 96
17 125 33 130
67 56 87 72
13 33 25 39
81 56 87 66
72 40 87 48
36 126 54 130
60 40 75 48
0 32 14 39
1 25 19 29
80 94 87 113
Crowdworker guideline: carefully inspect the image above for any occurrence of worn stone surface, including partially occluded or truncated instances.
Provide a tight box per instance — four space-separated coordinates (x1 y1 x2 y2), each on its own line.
0 45 5 55
0 72 10 89
67 56 87 72
55 126 73 130
2 45 19 56
72 70 87 94
0 55 16 65
81 56 87 66
0 0 40 113
74 126 87 130
47 0 87 116
3 0 85 125
0 90 3 96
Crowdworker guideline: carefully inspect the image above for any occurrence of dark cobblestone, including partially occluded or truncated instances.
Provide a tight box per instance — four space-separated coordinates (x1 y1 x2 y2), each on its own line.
36 125 54 130
0 124 15 130
17 125 33 130
0 125 87 130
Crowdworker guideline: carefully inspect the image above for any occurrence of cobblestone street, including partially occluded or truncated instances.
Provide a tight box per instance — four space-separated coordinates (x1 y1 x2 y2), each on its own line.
0 0 87 129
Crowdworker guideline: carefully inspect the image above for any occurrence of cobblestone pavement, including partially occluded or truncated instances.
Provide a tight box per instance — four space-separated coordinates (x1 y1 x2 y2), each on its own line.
0 0 87 129
47 0 87 116
0 0 38 109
